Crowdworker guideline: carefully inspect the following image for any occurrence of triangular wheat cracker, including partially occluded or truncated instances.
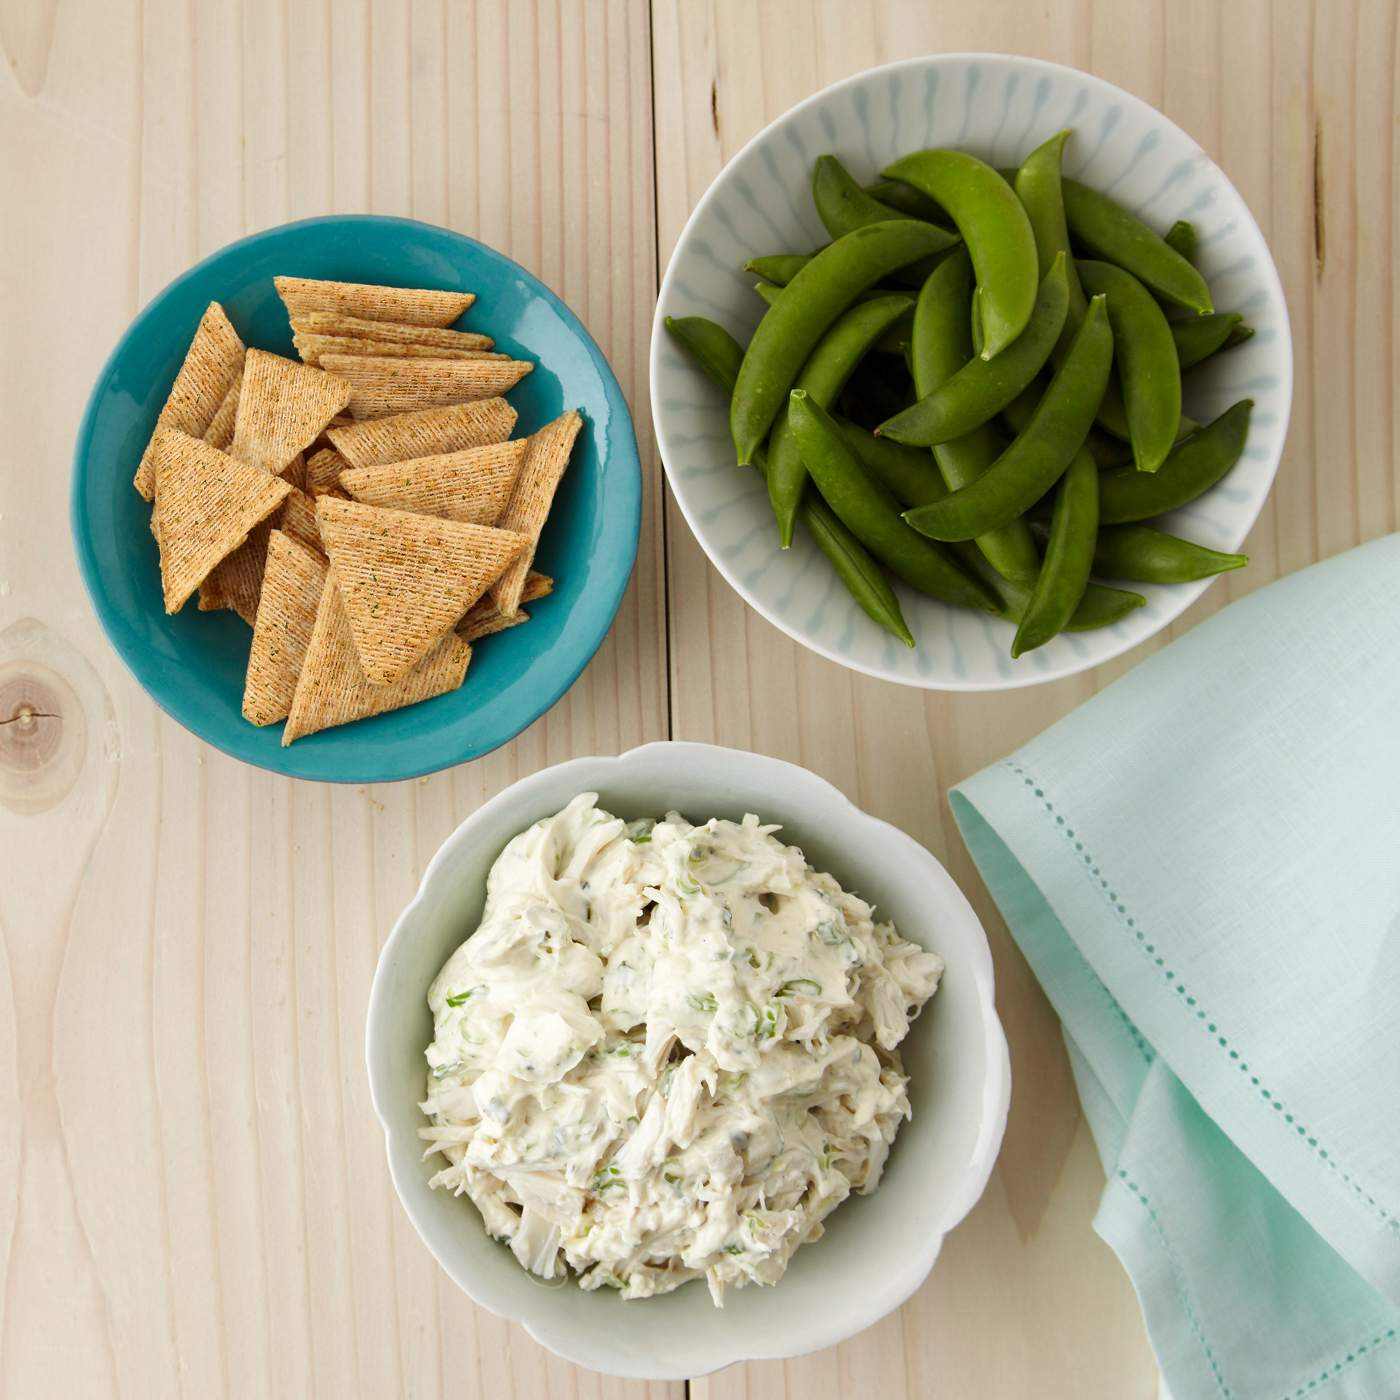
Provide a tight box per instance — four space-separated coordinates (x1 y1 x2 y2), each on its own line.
198 516 274 624
327 399 517 468
134 302 244 499
315 496 527 683
339 440 527 526
230 348 352 474
294 332 508 365
274 276 475 328
290 310 493 351
151 429 291 613
243 531 330 726
456 570 553 640
490 410 582 614
196 463 318 620
282 572 472 744
202 368 244 450
457 605 530 643
319 353 532 420
304 446 349 496
278 487 324 557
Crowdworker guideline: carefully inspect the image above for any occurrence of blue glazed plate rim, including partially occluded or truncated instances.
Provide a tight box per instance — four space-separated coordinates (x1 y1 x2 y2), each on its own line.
71 214 641 783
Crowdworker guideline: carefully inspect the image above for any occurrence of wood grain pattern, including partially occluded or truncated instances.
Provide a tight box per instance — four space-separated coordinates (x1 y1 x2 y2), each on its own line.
652 2 1397 1398
0 2 667 1397
0 0 1394 1395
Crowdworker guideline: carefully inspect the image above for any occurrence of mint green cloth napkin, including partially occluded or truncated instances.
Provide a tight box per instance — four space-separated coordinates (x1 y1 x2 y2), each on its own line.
950 534 1400 1400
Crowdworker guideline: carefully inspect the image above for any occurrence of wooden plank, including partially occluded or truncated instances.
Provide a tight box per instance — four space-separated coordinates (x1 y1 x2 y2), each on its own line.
652 1 1398 1397
0 3 668 1399
2 0 1396 1393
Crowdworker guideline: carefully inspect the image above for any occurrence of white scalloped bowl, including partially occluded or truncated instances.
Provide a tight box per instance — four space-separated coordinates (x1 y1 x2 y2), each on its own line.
651 53 1292 689
366 742 1009 1379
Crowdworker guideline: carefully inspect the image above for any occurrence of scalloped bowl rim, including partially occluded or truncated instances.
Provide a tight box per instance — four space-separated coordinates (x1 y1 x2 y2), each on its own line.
650 52 1293 691
365 741 1011 1378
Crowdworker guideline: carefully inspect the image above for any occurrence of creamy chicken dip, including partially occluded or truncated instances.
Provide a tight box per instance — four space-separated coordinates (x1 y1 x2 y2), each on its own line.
420 793 943 1305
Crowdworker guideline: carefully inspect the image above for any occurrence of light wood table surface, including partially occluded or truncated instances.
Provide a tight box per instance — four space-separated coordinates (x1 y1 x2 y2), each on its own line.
1 1 1394 1396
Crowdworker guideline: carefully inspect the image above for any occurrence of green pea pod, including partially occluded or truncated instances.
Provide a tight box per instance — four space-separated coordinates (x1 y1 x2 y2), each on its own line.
1078 259 1182 473
952 542 1146 631
880 253 1069 445
730 219 956 464
1091 523 1248 583
1095 376 1199 444
744 252 817 286
1224 322 1256 350
812 155 961 287
788 390 999 612
1012 449 1099 657
1061 178 1213 313
1013 129 1089 338
905 249 1041 583
765 294 915 548
1002 378 1127 468
1164 219 1197 262
881 149 1040 359
835 417 948 508
755 281 912 311
664 314 914 646
1098 399 1253 523
812 155 951 239
1172 312 1244 370
903 293 1114 541
863 178 950 223
663 315 744 392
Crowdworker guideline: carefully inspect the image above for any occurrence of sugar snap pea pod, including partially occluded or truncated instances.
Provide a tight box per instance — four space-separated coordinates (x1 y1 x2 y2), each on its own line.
882 149 1040 359
880 253 1070 446
903 293 1114 541
1001 376 1126 467
731 219 956 465
907 249 1040 583
664 315 914 645
1062 178 1213 313
788 391 999 612
797 496 917 644
1014 130 1089 336
1225 322 1256 350
1078 259 1181 473
835 417 948 508
1172 312 1243 370
766 294 916 548
952 542 1146 631
813 156 959 241
864 178 950 223
1098 398 1253 524
1164 219 1197 262
756 281 913 308
872 312 914 357
1012 449 1099 657
745 252 817 286
1091 523 1248 583
1094 373 1198 444
812 156 961 288
969 287 985 357
663 314 744 392
752 280 913 354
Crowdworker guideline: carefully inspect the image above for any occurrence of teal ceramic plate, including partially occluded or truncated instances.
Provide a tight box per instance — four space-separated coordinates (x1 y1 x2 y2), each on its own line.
72 215 641 783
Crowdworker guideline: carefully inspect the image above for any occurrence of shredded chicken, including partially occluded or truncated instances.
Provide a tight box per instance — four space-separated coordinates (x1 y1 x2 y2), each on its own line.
420 793 942 1305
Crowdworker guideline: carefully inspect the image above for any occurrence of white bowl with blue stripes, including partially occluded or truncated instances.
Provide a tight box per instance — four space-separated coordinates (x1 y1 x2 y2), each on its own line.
651 54 1291 690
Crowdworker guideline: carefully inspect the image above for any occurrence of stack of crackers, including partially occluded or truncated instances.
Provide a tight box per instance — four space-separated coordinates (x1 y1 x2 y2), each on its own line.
135 277 581 745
